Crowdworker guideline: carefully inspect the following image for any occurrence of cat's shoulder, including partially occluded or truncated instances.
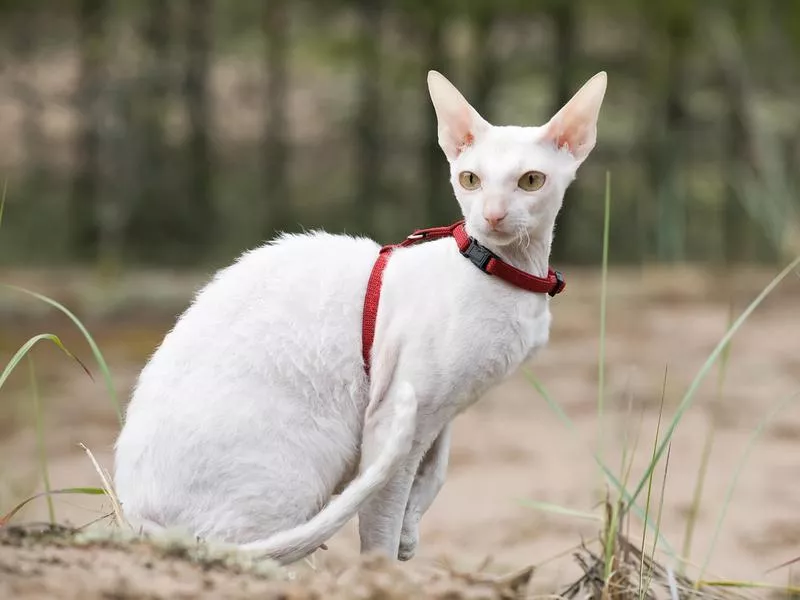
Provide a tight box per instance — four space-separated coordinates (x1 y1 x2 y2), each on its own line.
204 231 381 290
188 229 381 307
235 229 379 264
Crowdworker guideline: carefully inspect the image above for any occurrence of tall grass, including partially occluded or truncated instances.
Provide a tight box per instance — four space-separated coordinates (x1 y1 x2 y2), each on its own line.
3 285 121 424
597 171 611 467
638 370 669 589
525 173 800 594
28 357 55 524
0 191 112 526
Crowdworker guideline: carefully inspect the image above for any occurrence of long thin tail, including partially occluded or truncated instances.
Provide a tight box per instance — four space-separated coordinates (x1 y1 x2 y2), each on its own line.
239 381 417 565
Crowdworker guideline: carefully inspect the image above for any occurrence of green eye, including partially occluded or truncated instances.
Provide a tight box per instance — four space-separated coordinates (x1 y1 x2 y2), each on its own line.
518 171 546 191
458 171 481 190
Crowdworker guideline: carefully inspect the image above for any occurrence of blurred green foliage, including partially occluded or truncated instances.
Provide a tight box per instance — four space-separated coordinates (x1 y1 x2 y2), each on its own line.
0 0 798 268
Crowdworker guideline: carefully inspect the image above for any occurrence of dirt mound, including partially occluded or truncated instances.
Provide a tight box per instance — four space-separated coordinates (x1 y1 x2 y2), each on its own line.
0 524 534 600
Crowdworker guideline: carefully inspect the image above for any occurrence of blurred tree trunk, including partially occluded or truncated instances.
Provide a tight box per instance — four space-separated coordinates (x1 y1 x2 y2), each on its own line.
470 7 497 120
548 1 577 262
722 72 751 264
262 0 292 235
660 16 690 261
645 8 691 262
421 4 451 226
720 1 775 264
354 0 383 236
70 0 108 262
125 0 173 263
14 9 46 201
184 0 214 254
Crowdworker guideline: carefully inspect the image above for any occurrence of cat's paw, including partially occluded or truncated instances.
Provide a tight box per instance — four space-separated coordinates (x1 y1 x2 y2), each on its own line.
398 526 418 561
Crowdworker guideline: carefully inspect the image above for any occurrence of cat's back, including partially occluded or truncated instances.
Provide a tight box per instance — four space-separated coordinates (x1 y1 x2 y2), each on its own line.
127 230 379 417
115 231 380 531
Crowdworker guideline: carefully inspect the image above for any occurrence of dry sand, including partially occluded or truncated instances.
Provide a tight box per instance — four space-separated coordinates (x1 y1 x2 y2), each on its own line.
1 266 798 596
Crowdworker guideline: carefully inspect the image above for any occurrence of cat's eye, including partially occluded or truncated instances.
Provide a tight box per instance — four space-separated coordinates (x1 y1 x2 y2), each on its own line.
458 171 481 190
518 171 546 192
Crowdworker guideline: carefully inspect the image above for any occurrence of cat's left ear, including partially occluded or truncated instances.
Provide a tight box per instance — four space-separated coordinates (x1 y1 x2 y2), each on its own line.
427 70 490 161
542 72 607 164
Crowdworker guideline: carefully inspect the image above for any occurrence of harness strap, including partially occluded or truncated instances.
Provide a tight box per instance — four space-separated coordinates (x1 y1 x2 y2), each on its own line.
361 220 565 375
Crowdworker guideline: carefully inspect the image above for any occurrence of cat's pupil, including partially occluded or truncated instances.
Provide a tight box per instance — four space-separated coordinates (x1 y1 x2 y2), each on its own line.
528 175 534 185
469 174 474 184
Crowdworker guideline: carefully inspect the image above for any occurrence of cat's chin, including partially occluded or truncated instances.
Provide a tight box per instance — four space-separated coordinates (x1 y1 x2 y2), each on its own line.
479 228 518 248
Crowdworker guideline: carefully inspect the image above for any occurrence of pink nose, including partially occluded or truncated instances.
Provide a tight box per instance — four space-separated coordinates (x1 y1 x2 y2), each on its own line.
484 214 506 229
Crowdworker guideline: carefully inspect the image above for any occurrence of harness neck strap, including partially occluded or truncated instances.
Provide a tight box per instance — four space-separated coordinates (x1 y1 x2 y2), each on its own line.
362 220 565 375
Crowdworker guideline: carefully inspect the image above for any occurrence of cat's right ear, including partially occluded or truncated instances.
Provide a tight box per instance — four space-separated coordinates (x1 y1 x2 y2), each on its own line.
542 71 607 164
427 70 490 161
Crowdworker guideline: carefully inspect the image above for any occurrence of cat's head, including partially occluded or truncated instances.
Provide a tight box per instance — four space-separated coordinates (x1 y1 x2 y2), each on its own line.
427 70 606 248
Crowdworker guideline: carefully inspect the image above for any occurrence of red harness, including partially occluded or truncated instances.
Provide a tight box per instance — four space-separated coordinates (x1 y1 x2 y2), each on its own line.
361 219 565 375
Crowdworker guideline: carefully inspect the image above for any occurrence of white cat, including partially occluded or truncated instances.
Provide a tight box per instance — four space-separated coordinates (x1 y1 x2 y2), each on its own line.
113 69 607 565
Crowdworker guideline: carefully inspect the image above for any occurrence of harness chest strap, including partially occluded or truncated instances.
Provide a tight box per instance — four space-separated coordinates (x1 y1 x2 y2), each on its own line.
361 220 565 376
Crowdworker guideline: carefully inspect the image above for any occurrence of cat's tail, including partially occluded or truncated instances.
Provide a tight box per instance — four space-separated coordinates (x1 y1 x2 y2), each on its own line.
238 381 418 565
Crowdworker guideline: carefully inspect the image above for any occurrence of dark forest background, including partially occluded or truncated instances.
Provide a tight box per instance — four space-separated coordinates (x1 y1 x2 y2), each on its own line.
0 0 799 269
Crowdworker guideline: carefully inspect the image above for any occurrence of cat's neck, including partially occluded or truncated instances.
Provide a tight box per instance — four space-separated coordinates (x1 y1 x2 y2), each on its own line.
467 226 553 279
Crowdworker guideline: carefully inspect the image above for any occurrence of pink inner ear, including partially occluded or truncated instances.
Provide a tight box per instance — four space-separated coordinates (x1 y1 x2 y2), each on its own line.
545 116 588 156
552 131 570 151
542 120 564 150
453 131 475 157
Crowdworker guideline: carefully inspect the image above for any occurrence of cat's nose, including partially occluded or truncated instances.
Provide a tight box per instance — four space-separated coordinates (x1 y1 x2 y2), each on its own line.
484 213 507 230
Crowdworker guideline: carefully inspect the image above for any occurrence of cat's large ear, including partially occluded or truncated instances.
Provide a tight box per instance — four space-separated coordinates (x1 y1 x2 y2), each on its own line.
427 70 490 161
542 72 607 164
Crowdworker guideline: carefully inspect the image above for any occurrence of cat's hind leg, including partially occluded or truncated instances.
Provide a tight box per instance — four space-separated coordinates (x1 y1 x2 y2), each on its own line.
397 422 452 560
237 381 416 564
357 380 428 557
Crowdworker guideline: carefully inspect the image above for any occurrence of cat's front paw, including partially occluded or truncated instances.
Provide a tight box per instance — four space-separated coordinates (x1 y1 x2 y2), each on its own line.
398 526 418 561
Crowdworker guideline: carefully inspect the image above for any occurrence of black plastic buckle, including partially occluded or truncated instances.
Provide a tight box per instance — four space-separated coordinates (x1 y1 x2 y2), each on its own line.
549 270 565 297
460 238 496 272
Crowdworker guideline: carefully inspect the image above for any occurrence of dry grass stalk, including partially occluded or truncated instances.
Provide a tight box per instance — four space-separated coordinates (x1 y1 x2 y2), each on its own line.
559 501 754 600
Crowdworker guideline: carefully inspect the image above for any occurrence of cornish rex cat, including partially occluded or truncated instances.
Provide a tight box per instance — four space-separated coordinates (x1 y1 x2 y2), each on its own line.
113 69 607 564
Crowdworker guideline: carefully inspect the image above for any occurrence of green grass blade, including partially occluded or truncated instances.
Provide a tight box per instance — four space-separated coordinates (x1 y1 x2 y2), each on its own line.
598 171 611 465
698 580 800 594
716 303 735 393
627 254 800 510
28 357 55 524
523 369 574 430
0 487 106 527
2 284 120 424
697 389 800 583
518 499 602 522
618 395 645 553
603 500 620 581
621 407 645 496
0 333 89 391
643 442 672 597
640 369 669 592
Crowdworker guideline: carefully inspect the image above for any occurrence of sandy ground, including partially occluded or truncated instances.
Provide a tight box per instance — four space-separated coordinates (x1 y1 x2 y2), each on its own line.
0 523 538 600
0 265 798 596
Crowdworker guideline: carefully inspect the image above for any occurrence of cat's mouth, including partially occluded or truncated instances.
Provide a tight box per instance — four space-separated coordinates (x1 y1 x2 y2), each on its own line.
478 225 519 247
